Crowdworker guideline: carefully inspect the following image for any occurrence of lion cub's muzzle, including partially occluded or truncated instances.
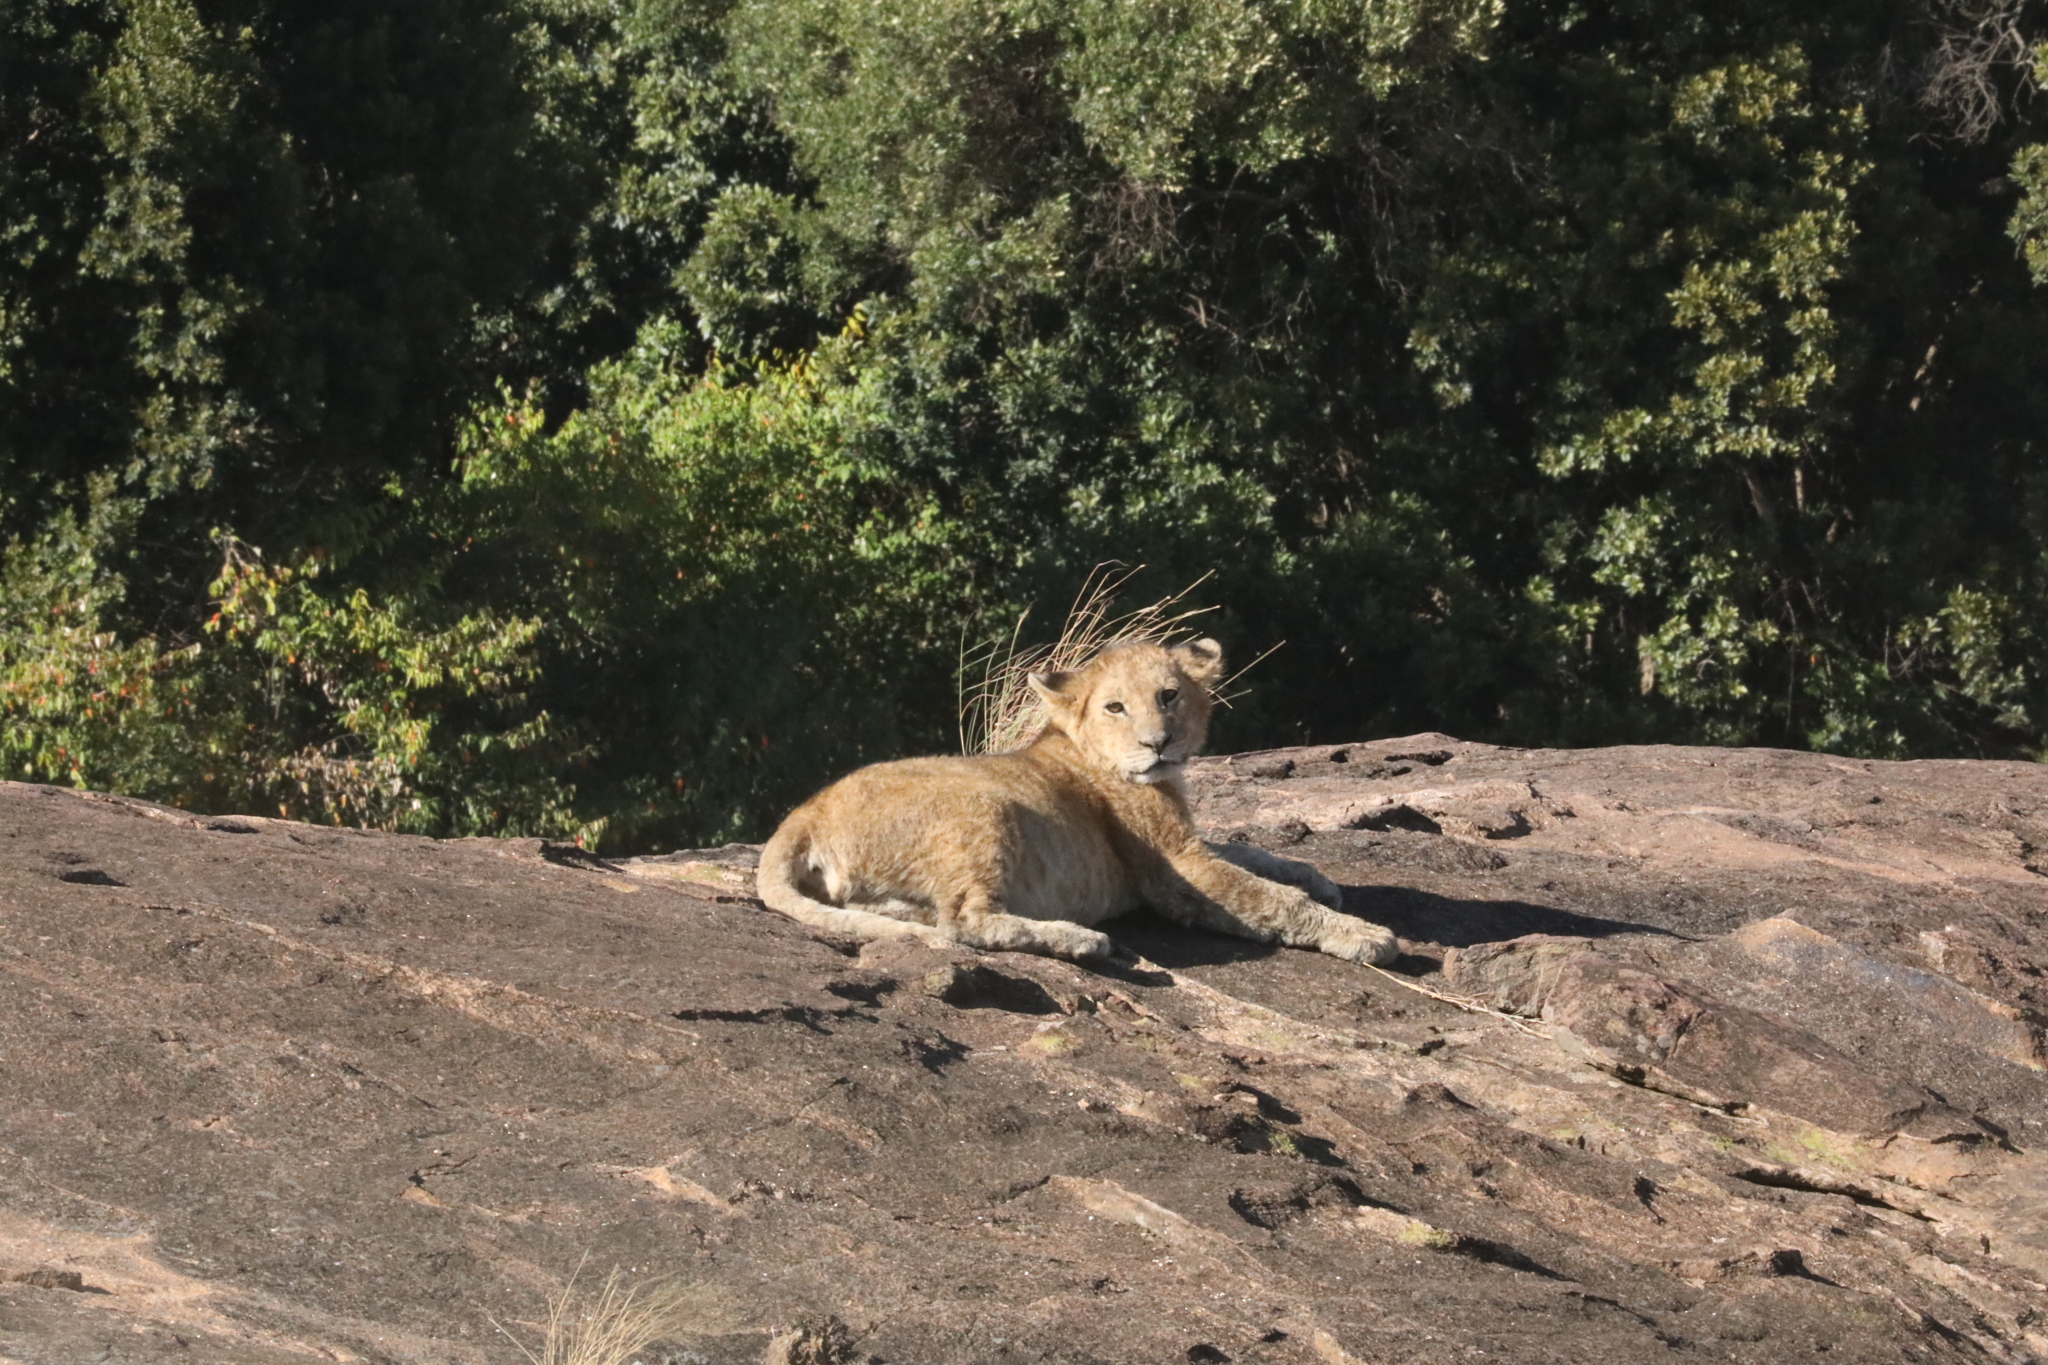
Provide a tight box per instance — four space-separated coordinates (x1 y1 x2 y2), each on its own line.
1121 732 1193 783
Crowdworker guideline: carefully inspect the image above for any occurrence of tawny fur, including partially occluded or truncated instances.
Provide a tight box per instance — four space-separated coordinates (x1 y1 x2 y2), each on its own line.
756 639 1399 967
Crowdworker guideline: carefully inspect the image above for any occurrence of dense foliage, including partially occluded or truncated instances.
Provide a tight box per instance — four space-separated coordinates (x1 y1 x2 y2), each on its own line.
5 0 2047 848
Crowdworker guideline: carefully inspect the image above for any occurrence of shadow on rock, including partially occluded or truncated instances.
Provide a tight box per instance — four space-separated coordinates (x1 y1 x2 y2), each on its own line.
1344 884 1682 949
1108 911 1286 969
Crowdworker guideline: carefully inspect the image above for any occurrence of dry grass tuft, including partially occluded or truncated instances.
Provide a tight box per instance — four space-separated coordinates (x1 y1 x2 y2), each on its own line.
497 1264 711 1365
958 563 1274 755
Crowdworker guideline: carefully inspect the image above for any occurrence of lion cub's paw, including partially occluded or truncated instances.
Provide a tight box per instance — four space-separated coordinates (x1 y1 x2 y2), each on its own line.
1321 917 1400 966
1056 926 1121 965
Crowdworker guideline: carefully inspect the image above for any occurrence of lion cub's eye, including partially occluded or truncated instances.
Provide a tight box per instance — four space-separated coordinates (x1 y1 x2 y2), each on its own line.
1104 701 1126 715
1160 688 1179 705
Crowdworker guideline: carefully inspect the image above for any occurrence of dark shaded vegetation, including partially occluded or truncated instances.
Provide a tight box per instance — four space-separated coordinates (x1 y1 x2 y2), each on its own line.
6 0 2048 848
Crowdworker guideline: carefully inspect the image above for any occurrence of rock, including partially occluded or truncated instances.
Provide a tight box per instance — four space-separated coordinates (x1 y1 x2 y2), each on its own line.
1920 922 2048 1015
763 1316 863 1365
7 1269 90 1292
918 962 1064 1014
1737 915 2046 1070
1437 933 1599 1017
8 736 2048 1364
1442 934 1953 1134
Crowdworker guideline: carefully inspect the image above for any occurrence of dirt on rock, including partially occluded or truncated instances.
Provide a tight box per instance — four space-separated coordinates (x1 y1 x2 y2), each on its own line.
2 736 2047 1364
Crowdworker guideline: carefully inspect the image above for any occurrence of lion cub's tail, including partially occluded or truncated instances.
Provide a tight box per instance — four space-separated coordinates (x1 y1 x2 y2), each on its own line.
755 811 826 922
755 810 945 946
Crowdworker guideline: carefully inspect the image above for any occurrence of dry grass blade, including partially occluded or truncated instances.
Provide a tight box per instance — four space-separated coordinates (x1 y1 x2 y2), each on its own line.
494 1264 709 1365
958 563 1224 756
1212 638 1283 712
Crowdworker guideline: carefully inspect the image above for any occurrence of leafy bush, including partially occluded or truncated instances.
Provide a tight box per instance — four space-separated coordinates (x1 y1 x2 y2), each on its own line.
0 480 583 837
431 318 984 845
0 483 210 798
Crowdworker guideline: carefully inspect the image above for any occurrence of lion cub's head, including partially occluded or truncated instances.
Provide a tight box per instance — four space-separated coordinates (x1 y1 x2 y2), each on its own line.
1027 638 1224 784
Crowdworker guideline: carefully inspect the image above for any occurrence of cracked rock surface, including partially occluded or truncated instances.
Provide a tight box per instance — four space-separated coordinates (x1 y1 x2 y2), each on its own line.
3 735 2048 1364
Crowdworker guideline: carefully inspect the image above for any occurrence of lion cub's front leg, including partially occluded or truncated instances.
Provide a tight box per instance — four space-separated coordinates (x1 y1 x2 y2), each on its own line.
1206 840 1344 909
1150 844 1398 966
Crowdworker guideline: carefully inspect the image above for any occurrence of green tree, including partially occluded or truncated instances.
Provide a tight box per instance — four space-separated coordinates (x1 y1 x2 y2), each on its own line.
695 0 2048 759
13 0 2048 852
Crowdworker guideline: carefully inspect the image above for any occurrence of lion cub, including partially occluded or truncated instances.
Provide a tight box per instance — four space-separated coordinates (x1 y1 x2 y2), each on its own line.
756 638 1399 967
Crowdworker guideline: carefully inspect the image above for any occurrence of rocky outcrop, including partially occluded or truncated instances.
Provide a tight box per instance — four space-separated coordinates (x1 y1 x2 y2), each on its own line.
3 736 2048 1364
1439 931 1965 1135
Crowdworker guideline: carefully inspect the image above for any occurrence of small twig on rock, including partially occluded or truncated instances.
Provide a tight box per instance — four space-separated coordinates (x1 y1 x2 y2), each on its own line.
1363 964 1548 1036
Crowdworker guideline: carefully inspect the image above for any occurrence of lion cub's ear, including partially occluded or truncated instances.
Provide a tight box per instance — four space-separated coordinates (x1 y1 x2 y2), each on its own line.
1027 669 1081 728
1174 637 1225 685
